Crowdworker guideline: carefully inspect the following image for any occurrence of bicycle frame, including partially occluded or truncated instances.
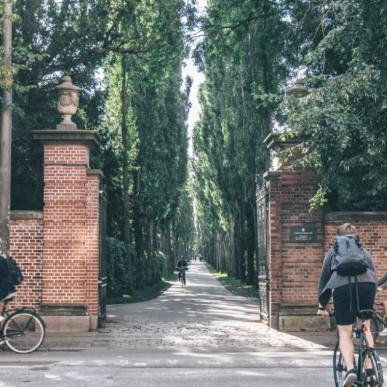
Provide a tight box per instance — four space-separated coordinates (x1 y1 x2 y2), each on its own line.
355 321 372 382
333 310 384 387
177 267 186 284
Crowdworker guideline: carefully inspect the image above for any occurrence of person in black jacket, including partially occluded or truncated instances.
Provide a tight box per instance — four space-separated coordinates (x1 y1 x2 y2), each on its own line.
0 256 16 320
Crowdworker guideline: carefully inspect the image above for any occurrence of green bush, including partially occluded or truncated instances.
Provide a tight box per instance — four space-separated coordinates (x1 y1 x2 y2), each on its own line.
106 237 133 297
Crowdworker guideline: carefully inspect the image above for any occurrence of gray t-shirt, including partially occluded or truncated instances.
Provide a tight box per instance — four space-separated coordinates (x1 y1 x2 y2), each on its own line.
318 247 377 307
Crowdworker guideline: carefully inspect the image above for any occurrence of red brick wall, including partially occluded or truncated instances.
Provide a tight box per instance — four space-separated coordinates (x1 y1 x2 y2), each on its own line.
41 142 103 323
42 144 89 306
9 212 43 309
267 168 324 327
9 136 101 329
266 163 387 328
86 170 101 317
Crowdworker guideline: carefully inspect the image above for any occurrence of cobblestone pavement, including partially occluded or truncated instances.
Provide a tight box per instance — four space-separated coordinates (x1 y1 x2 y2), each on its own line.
93 262 326 352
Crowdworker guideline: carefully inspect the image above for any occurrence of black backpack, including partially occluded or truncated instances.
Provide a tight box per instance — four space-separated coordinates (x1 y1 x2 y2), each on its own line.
331 235 369 276
5 257 23 286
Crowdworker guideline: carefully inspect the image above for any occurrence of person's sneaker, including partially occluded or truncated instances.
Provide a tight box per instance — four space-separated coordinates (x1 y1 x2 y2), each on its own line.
0 316 4 322
378 327 387 336
342 368 357 387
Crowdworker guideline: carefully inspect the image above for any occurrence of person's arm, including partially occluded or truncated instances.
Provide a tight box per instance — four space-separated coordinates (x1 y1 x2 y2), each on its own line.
317 249 334 310
363 249 376 273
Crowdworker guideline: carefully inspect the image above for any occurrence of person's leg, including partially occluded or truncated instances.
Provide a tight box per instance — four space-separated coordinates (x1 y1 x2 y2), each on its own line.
337 324 355 370
333 284 357 385
357 283 377 370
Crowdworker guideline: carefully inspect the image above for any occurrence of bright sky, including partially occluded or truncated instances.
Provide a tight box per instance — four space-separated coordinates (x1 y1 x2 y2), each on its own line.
182 0 207 157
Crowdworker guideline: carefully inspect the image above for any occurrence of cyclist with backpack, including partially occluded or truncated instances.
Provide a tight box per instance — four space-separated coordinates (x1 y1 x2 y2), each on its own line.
317 223 377 387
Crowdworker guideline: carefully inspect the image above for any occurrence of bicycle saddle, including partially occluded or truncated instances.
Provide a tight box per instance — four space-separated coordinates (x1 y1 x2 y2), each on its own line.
357 309 375 320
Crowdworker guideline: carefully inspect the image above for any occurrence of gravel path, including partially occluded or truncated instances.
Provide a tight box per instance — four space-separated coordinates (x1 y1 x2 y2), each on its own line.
94 262 325 352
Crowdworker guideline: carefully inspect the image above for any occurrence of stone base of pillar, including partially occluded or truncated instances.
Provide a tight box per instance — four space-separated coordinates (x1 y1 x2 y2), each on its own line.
278 304 332 332
89 316 98 331
40 304 91 332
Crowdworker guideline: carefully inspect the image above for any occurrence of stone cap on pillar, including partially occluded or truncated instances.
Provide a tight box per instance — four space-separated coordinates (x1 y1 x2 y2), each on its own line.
264 132 303 152
32 129 99 148
263 132 304 171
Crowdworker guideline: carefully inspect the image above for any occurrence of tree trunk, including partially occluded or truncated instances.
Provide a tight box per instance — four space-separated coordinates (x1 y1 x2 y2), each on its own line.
233 208 241 279
120 55 134 293
132 166 143 288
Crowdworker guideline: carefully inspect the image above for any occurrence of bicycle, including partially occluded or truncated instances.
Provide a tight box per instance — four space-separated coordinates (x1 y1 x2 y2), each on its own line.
0 295 46 354
333 309 384 386
176 267 188 287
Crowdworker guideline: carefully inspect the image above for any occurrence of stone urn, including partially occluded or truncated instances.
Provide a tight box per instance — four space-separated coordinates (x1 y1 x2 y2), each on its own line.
56 76 80 130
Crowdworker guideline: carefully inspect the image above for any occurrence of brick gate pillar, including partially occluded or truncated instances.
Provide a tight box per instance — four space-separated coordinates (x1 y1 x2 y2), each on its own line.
32 130 101 331
263 133 329 331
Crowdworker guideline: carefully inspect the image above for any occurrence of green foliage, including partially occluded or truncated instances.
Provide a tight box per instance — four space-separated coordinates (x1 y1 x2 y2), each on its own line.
106 237 131 298
193 0 293 282
7 0 194 294
101 0 194 290
207 263 258 300
285 0 387 210
108 275 176 304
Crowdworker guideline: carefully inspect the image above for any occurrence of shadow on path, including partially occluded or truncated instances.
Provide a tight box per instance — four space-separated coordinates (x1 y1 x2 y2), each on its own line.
94 263 327 353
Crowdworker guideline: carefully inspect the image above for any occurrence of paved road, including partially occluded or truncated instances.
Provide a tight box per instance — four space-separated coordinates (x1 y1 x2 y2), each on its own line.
94 262 326 352
0 262 379 386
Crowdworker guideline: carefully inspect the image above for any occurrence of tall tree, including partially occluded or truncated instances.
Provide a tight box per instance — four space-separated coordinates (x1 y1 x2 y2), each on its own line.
285 0 387 210
193 0 292 283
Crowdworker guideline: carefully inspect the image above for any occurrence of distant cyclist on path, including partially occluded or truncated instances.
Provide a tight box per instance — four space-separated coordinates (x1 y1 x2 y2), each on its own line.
176 258 188 285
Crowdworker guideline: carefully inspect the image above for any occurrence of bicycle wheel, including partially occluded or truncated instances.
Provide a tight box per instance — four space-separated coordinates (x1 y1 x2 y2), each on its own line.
361 349 384 386
333 341 347 387
3 311 45 354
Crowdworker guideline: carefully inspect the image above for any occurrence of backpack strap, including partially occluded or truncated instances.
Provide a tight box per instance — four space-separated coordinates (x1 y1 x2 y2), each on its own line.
347 276 361 314
355 275 360 316
348 276 353 312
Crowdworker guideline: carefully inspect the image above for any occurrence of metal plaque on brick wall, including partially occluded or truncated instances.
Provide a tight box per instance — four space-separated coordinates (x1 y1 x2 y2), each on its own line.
286 226 317 243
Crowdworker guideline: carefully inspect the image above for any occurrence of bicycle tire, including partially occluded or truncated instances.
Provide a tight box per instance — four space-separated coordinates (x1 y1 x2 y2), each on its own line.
361 349 384 386
3 310 46 354
333 341 347 387
374 351 384 385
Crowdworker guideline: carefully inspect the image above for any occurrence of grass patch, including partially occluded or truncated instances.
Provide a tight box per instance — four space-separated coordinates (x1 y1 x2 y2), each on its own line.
207 263 259 299
107 273 178 304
